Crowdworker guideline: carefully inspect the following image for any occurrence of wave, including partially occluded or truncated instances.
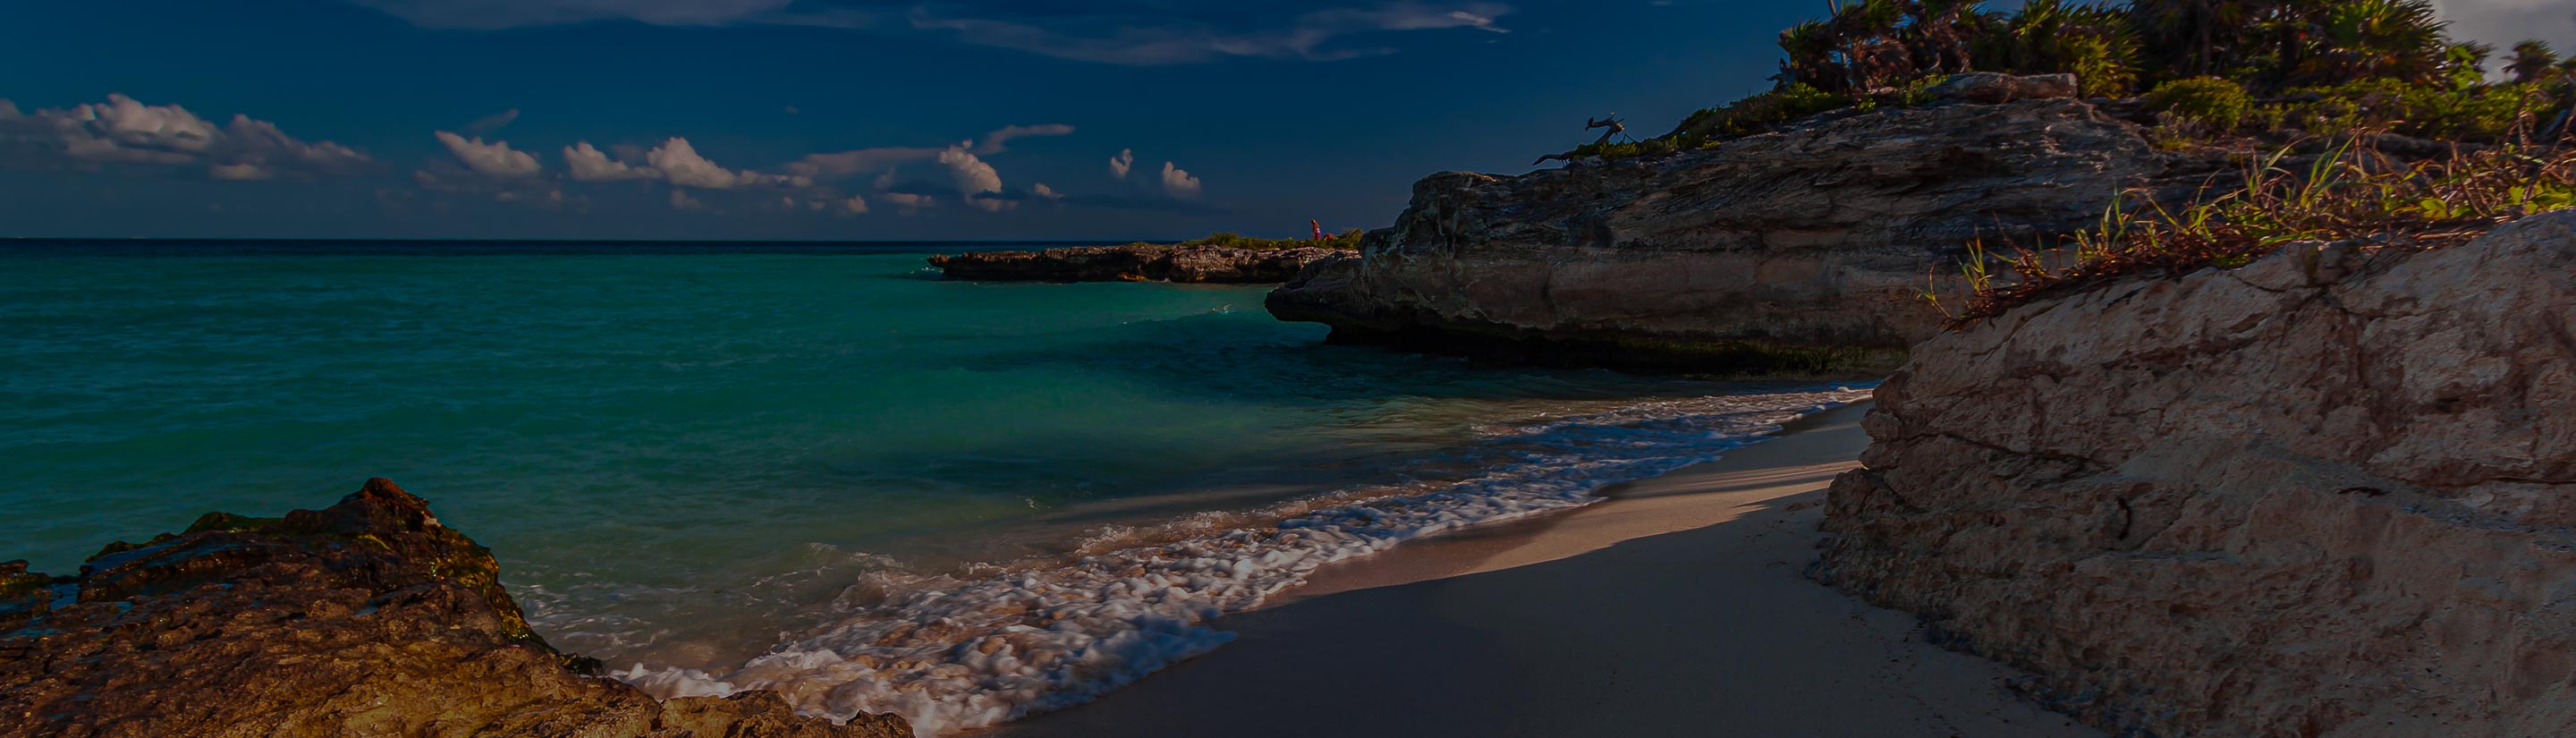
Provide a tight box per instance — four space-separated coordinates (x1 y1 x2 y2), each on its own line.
614 386 1872 736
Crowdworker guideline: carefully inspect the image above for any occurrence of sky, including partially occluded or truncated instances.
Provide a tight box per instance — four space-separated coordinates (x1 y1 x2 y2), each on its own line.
2 0 2568 241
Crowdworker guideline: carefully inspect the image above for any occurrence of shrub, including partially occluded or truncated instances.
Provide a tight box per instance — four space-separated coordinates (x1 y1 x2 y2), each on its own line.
1936 139 2576 324
1667 83 1850 143
2273 79 2558 141
2143 77 2252 130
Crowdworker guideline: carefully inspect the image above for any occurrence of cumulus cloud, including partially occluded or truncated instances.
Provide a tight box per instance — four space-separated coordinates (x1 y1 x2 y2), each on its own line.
434 131 542 178
562 141 658 182
1159 160 1202 198
784 145 944 181
936 145 1010 210
1109 148 1134 179
840 194 869 215
646 137 805 189
878 191 933 214
462 108 520 134
787 123 1071 181
0 93 369 180
669 188 704 211
971 123 1074 155
1032 182 1061 200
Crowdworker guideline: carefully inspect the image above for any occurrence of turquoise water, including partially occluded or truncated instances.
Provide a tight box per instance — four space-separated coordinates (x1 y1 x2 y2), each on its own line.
0 241 1796 678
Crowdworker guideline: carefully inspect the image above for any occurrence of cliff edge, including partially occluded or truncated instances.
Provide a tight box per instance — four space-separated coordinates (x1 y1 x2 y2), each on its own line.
0 479 912 738
1267 93 2218 372
1820 211 2576 736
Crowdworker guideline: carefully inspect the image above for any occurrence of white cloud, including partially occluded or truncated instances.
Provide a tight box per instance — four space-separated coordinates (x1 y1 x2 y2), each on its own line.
669 188 704 211
434 131 542 178
1160 160 1202 198
563 141 658 182
879 191 932 214
1032 182 1062 199
936 145 1008 210
785 145 943 180
209 163 272 181
645 137 805 189
1109 148 1135 179
840 194 869 215
0 93 369 180
463 108 520 134
972 123 1074 155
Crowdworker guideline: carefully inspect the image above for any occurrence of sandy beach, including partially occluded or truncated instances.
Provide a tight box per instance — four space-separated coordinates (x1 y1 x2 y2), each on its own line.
998 402 2099 738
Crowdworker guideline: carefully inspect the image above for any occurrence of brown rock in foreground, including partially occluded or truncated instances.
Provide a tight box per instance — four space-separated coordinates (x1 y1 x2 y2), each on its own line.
0 479 911 738
1267 93 2223 373
928 243 1343 284
1820 212 2576 736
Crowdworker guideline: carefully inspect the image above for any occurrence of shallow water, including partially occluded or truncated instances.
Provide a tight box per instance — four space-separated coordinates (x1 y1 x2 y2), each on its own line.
0 240 1861 734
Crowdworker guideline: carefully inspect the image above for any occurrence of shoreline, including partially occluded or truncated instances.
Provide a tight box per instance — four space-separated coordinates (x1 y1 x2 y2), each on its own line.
996 401 2103 737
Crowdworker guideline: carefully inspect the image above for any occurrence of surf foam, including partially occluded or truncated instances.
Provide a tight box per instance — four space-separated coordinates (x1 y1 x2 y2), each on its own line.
617 386 1870 736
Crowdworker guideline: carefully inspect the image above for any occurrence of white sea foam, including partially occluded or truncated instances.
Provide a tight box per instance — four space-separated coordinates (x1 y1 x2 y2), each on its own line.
616 386 1871 736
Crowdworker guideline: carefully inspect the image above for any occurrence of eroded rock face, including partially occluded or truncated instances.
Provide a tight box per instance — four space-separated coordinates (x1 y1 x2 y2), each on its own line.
929 244 1343 284
1268 97 2220 372
0 479 911 738
1820 212 2576 736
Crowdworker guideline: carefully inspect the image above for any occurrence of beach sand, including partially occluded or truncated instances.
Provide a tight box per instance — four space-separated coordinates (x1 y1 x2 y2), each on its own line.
996 402 2100 738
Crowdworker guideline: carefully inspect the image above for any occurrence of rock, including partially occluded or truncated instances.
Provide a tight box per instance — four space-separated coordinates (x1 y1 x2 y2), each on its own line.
1818 212 2576 737
929 244 1344 284
1926 72 2080 104
0 479 911 738
1267 98 2221 373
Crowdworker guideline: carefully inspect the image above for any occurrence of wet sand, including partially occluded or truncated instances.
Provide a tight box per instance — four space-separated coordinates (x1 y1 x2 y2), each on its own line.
996 402 2100 738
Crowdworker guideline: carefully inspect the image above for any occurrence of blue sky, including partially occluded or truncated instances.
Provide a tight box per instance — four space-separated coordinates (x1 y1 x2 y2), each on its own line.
2 0 2565 240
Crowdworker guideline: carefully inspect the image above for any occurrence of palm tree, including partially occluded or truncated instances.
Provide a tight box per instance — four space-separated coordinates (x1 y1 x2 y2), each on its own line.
1975 0 2142 97
2509 40 2563 84
1904 0 1985 76
1775 20 1840 91
2295 0 2450 84
1826 0 1913 94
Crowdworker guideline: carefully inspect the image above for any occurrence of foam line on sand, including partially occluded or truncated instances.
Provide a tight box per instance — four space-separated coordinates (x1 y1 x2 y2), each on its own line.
996 401 2105 738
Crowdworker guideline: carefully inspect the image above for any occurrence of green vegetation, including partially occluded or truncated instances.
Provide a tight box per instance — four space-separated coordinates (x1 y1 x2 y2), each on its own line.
2143 77 2252 130
1135 229 1366 251
1936 139 2576 323
1544 0 2576 163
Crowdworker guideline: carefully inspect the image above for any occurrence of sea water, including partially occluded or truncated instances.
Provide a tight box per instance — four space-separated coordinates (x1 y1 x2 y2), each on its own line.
0 241 1866 735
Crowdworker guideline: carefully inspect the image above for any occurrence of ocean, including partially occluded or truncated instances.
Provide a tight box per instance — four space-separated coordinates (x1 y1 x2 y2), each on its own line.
0 240 1865 735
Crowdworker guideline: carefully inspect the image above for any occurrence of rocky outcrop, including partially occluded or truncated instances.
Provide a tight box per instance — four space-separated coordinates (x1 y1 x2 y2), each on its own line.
1267 94 2222 372
0 479 911 738
929 244 1343 284
1819 212 2576 736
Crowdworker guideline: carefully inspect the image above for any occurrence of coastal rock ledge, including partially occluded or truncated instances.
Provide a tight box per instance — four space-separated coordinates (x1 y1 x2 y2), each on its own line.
1820 212 2576 736
0 479 911 738
929 243 1343 284
1267 96 2218 372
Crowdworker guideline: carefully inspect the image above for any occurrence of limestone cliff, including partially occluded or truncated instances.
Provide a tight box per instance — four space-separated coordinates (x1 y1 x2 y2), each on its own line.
0 479 911 738
1267 95 2221 372
1820 212 2576 736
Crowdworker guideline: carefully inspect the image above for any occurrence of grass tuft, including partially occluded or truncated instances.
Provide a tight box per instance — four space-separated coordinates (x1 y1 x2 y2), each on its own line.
1936 133 2576 325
